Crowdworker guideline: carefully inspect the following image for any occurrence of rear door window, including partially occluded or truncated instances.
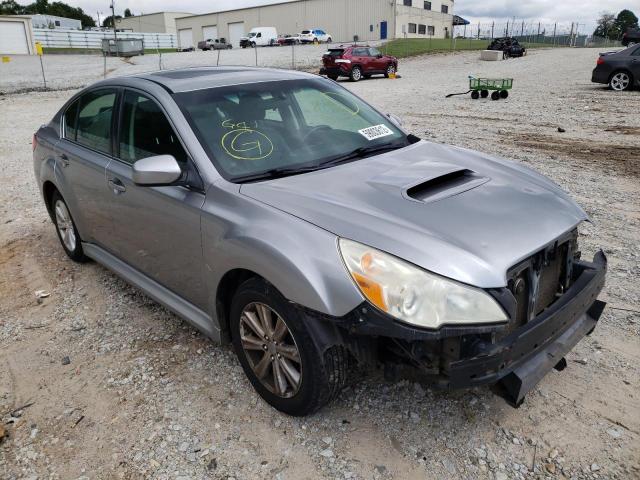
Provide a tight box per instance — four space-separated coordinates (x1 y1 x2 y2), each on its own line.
75 89 117 155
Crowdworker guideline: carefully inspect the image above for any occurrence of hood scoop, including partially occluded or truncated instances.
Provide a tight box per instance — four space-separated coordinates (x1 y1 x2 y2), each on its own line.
405 169 490 203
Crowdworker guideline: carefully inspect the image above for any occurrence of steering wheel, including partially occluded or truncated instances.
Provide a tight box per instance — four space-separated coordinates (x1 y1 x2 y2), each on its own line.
302 125 333 143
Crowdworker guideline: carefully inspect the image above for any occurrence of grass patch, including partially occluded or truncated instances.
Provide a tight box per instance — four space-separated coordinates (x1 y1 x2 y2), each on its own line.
379 38 565 58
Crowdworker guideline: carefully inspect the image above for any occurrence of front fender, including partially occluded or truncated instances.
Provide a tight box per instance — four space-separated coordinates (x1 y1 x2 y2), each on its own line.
201 182 364 329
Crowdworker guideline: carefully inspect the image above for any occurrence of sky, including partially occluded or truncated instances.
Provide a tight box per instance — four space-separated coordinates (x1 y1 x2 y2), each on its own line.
78 0 634 34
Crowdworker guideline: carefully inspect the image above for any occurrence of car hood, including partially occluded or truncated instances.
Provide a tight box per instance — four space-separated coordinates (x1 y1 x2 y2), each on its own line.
240 141 587 288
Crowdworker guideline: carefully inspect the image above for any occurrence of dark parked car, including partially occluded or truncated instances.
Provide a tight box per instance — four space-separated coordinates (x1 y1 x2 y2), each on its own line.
592 44 640 91
197 38 232 51
487 37 526 58
622 28 640 47
320 45 397 81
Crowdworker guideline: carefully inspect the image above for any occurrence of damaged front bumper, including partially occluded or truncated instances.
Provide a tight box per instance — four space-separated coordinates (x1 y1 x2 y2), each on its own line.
306 251 607 407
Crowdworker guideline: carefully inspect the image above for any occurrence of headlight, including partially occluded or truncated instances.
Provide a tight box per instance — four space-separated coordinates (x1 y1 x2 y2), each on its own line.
338 238 507 329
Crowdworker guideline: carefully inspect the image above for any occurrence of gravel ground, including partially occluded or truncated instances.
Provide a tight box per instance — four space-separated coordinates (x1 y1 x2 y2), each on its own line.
1 48 639 480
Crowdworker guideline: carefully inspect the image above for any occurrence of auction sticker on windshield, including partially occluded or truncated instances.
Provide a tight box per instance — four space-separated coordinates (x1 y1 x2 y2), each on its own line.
358 124 394 141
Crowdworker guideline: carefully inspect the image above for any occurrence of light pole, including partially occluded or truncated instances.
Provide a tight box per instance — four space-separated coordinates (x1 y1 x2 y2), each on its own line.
110 0 119 57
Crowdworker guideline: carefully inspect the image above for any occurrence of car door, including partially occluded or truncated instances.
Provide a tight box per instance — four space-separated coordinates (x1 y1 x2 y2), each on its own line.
630 46 640 81
367 47 385 72
54 88 118 245
352 47 370 72
102 89 208 308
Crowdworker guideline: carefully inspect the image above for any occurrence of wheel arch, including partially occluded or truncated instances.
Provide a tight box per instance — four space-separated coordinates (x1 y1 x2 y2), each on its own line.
215 268 263 342
42 180 58 221
609 68 634 84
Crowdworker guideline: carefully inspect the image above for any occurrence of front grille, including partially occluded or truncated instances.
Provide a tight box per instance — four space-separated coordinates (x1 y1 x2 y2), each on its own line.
506 230 578 331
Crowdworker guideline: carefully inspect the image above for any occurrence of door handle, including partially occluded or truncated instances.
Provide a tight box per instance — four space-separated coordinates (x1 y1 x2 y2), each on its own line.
108 178 126 194
58 153 69 167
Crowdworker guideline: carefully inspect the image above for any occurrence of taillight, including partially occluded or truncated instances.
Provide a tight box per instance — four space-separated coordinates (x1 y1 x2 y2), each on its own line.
32 133 37 151
596 56 605 65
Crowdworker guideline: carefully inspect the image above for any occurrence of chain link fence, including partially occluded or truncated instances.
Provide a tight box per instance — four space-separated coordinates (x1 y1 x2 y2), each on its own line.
0 21 626 95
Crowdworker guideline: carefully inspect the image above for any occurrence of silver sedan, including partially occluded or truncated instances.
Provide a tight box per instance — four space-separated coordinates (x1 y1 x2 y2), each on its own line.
33 67 606 415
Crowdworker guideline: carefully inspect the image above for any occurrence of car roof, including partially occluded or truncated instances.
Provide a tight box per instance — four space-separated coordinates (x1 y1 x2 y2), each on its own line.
130 66 316 93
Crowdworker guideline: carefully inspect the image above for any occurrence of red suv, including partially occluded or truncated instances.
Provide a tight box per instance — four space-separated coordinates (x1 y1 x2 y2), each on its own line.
320 45 398 82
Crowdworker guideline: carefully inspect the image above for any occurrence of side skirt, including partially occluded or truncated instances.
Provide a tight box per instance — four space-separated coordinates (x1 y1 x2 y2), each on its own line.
82 243 220 342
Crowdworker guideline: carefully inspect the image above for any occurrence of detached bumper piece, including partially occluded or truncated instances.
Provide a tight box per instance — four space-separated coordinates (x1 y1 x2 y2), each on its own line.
447 251 606 406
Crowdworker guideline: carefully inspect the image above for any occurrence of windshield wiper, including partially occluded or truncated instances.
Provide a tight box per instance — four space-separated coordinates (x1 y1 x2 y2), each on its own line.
319 142 406 168
232 142 407 183
232 165 320 183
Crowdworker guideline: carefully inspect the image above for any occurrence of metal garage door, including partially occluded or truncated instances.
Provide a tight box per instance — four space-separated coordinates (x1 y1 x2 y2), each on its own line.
178 28 193 49
228 22 245 48
0 20 29 54
202 25 218 41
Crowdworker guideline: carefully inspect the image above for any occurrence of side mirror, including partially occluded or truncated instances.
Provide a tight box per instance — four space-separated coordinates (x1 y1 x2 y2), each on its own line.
132 155 182 186
376 54 383 58
386 113 403 127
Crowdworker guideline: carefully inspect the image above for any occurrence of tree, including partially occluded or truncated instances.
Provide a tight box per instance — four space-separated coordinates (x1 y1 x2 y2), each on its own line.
593 12 618 39
102 14 121 28
0 0 24 14
124 8 132 17
1 0 95 27
614 9 638 36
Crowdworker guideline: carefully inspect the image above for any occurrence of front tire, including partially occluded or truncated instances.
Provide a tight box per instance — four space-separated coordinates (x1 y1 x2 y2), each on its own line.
51 191 88 262
385 63 396 78
230 278 348 416
609 71 633 91
350 65 362 82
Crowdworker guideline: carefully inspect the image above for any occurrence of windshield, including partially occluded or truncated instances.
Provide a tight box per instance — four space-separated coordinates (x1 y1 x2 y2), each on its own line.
174 78 408 182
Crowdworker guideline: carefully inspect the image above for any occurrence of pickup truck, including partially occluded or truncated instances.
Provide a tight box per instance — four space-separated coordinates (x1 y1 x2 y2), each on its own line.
197 38 232 51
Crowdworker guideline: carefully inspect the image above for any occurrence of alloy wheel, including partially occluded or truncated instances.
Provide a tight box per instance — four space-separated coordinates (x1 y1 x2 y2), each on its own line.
351 67 362 81
610 72 630 91
239 302 302 398
54 199 76 252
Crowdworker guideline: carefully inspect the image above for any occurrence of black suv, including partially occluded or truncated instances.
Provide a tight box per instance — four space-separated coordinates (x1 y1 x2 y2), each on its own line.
622 28 640 47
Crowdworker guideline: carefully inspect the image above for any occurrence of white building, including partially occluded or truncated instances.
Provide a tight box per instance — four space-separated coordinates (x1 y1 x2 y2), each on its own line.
28 14 82 30
174 0 454 49
115 12 193 34
0 15 36 54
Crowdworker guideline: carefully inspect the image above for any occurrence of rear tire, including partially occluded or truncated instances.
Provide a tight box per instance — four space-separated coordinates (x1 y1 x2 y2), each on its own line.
500 90 509 99
51 191 88 263
328 74 339 81
230 278 348 416
480 89 489 98
491 91 500 100
609 71 633 91
350 66 362 82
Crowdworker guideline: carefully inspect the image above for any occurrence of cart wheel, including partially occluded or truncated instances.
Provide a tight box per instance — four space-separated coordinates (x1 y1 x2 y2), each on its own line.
471 90 480 100
480 90 489 98
491 91 501 100
500 90 509 99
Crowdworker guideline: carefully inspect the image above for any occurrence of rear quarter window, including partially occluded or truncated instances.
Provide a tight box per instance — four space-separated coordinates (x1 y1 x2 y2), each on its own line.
63 99 80 141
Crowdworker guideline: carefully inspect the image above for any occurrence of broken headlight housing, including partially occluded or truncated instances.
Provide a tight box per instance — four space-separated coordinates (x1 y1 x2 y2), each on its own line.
339 238 508 329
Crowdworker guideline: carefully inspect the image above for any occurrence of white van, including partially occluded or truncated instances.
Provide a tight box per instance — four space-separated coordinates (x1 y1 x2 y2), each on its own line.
240 27 278 48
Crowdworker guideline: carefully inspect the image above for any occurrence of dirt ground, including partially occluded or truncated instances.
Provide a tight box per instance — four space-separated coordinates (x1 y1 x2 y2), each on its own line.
1 48 639 480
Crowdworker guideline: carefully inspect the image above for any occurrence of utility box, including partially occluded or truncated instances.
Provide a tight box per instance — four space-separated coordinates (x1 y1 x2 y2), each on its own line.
480 50 503 61
101 38 144 57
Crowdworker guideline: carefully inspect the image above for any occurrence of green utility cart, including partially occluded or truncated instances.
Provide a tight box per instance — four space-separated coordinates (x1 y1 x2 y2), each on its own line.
469 77 513 100
446 77 514 100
